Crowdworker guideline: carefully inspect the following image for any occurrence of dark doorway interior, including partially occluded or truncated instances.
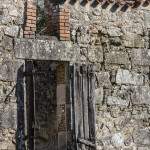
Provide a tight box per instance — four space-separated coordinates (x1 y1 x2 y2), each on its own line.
25 60 96 150
25 60 72 150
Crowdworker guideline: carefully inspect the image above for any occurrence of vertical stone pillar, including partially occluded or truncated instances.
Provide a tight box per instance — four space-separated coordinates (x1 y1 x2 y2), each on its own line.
24 0 37 38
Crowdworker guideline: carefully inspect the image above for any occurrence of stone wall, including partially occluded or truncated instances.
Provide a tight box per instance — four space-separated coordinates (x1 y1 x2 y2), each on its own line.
1 0 150 150
0 0 25 149
66 1 150 150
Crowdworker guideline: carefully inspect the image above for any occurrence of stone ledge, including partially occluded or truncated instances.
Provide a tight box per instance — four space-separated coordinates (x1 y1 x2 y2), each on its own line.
14 38 80 62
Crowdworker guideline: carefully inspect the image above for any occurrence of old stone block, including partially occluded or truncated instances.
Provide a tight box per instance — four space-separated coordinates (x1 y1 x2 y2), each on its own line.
138 147 150 150
95 87 103 105
4 26 19 37
144 10 150 28
2 36 13 50
0 59 24 81
105 51 130 65
107 96 129 107
0 103 17 129
131 49 150 66
107 27 122 37
123 32 144 48
0 60 14 81
96 72 111 88
116 69 144 85
0 142 8 149
111 133 124 147
133 129 150 146
131 86 150 105
88 46 103 63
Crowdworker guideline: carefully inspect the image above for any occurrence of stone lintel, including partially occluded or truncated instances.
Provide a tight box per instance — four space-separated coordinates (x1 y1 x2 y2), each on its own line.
14 38 80 62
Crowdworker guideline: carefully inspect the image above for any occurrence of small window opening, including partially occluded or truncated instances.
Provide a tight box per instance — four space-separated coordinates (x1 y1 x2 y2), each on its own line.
37 0 52 35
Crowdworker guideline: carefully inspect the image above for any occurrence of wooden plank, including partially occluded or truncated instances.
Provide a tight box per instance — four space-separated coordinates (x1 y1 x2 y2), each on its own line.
81 65 90 150
33 61 58 150
71 64 96 150
70 65 77 150
73 64 85 150
58 132 67 150
88 65 96 150
25 60 34 150
77 138 96 148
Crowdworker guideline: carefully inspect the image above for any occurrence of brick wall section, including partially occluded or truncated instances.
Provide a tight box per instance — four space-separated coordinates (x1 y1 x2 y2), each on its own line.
24 2 70 40
24 0 37 39
58 7 70 41
51 6 70 41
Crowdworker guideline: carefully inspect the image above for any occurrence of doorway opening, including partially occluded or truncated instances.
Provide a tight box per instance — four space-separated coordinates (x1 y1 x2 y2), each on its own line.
25 60 96 150
25 60 72 150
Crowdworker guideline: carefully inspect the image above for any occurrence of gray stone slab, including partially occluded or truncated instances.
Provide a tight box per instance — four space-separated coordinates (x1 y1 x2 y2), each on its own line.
133 129 150 146
144 10 150 28
105 51 130 65
88 46 103 63
123 32 144 48
131 86 150 105
116 69 144 85
4 26 19 37
14 38 80 62
95 87 103 105
0 103 17 129
107 96 129 107
131 49 150 66
0 59 24 81
96 72 112 88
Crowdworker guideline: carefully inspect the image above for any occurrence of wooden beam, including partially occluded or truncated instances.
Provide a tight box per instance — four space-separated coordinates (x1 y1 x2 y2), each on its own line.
77 138 96 148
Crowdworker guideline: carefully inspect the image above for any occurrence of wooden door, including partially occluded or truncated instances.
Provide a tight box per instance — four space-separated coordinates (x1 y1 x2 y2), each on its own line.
70 64 96 150
25 60 70 150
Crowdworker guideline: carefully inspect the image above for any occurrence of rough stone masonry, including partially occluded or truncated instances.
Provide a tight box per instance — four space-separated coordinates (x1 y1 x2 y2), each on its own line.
1 0 150 150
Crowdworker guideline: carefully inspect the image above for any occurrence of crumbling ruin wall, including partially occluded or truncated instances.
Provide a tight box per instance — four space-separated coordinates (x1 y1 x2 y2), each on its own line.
67 2 150 150
0 0 25 149
1 0 150 150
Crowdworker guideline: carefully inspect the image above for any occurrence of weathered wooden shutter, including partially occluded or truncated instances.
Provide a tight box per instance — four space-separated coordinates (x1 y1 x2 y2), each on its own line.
70 64 96 150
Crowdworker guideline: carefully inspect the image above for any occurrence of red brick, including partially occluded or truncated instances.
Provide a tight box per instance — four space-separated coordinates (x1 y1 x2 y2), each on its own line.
59 30 65 34
64 16 69 19
59 15 65 19
31 12 36 17
31 27 36 32
24 27 31 31
26 19 32 23
64 23 70 27
27 8 33 13
59 19 66 23
29 34 35 39
27 16 36 21
60 37 70 41
64 8 70 13
60 33 70 38
59 23 65 26
64 30 70 34
31 20 36 24
24 34 30 38
59 26 70 30
24 30 34 35
27 12 32 16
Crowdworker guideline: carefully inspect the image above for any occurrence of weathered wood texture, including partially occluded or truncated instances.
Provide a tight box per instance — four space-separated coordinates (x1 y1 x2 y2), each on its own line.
33 61 58 150
71 64 96 150
26 61 70 150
